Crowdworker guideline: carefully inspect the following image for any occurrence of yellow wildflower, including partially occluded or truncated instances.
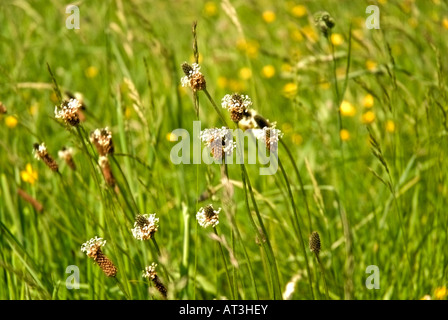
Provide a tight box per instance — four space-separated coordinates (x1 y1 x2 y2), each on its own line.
291 5 307 18
362 111 375 124
435 286 447 300
85 66 99 78
443 18 448 29
366 60 377 71
292 133 303 145
386 120 395 133
239 67 252 80
340 100 356 117
340 129 350 141
204 2 217 16
261 65 275 78
262 10 276 23
282 82 297 98
21 164 38 185
363 94 374 108
330 33 344 46
5 116 18 128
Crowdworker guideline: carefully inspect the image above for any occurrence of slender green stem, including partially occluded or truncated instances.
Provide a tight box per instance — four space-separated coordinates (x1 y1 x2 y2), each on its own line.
279 138 312 233
278 158 315 299
213 227 234 299
315 254 329 300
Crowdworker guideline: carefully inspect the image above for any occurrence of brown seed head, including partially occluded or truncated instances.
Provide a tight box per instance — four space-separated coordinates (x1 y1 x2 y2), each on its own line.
309 231 321 255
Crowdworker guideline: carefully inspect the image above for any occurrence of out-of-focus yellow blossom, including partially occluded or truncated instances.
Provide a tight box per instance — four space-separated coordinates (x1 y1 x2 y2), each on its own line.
319 82 331 90
432 0 440 4
363 94 374 108
291 5 307 18
420 295 431 300
262 10 276 23
282 82 298 98
124 107 132 119
340 100 356 117
292 133 303 145
85 66 99 78
362 111 375 124
340 129 350 141
330 33 344 46
435 286 447 300
366 60 377 71
50 92 59 104
166 132 178 142
236 39 259 58
21 164 38 185
261 65 275 78
204 2 217 16
282 123 293 133
5 116 18 128
228 79 246 92
386 120 395 133
29 103 39 116
239 67 252 80
217 76 228 89
443 17 448 29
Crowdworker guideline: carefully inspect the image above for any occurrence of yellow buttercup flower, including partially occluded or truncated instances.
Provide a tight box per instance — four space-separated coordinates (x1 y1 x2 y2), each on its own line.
261 65 275 78
217 76 228 89
386 120 395 133
340 100 356 117
362 111 375 124
363 94 374 108
442 17 448 29
239 67 252 80
262 10 276 23
282 82 297 98
166 132 178 142
330 33 344 46
435 286 447 300
366 60 377 71
21 164 38 185
291 5 307 18
292 133 303 145
204 2 217 17
340 129 350 141
85 66 99 78
5 116 18 128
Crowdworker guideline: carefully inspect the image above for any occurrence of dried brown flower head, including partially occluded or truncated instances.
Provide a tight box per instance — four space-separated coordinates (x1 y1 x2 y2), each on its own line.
54 99 81 126
58 147 76 170
90 127 114 156
33 143 59 172
181 62 206 91
98 156 116 187
309 231 321 255
81 237 117 277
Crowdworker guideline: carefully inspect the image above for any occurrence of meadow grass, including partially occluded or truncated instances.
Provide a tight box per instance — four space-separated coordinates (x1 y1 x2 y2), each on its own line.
0 0 447 300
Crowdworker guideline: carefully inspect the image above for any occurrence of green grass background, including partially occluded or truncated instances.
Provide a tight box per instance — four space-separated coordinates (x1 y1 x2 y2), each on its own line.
0 0 447 300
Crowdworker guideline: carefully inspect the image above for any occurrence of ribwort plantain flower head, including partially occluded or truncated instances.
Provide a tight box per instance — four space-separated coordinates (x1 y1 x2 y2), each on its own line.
131 214 159 241
221 93 253 123
90 127 114 156
200 127 236 160
54 98 81 126
181 62 206 91
196 204 221 228
253 127 283 152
